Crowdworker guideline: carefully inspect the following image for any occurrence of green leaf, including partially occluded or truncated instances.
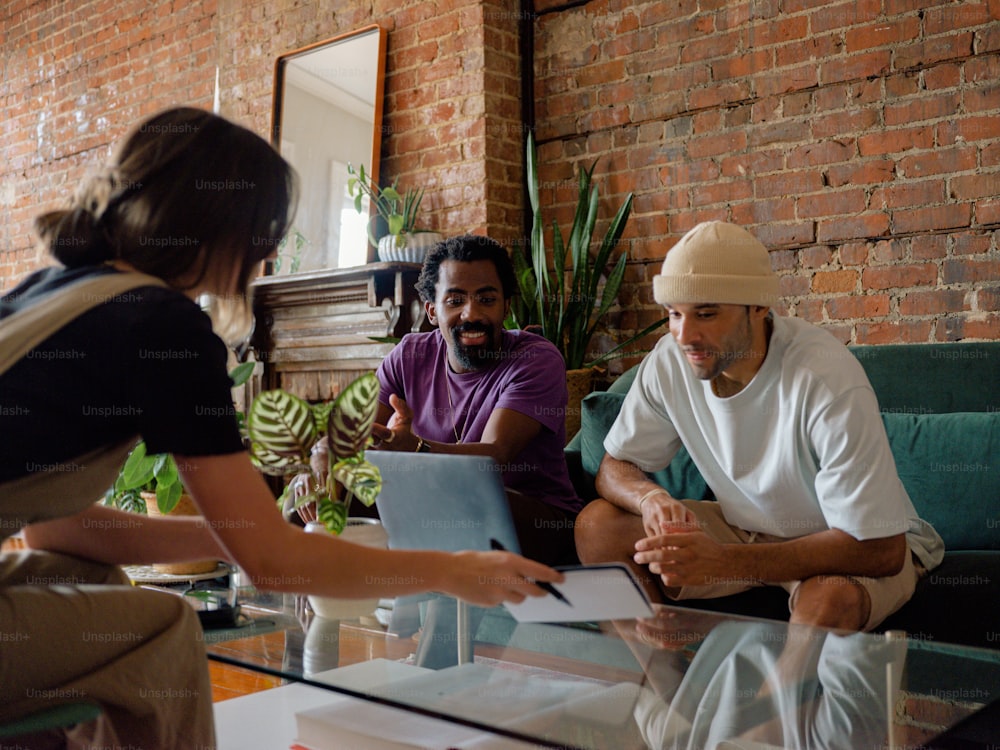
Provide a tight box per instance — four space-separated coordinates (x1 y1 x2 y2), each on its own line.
317 497 348 535
119 442 156 491
248 390 316 460
229 361 255 387
156 481 183 514
327 372 379 459
332 458 382 509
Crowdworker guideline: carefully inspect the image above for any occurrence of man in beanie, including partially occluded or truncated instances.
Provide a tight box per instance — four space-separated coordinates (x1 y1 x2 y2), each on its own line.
575 221 943 631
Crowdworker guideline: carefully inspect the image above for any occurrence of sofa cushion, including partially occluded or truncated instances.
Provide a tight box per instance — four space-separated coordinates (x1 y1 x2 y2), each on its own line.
580 391 711 501
882 412 1000 551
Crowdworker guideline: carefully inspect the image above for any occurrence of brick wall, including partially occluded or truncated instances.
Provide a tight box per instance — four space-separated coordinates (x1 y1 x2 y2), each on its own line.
533 0 1000 368
0 0 520 283
3 0 998 367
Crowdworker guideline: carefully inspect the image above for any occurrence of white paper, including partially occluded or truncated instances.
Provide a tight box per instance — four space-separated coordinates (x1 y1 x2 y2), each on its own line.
504 563 654 623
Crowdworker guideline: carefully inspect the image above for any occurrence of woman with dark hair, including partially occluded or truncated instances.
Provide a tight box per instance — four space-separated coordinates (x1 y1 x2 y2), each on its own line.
0 107 560 748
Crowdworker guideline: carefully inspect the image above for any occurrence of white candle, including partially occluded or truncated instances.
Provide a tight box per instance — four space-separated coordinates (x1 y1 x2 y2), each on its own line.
213 67 221 114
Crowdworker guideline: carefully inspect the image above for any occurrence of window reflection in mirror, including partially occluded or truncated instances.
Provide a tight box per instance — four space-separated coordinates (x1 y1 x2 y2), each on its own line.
270 25 386 273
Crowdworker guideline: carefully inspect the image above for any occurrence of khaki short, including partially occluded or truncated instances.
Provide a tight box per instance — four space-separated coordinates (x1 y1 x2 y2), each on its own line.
668 500 920 631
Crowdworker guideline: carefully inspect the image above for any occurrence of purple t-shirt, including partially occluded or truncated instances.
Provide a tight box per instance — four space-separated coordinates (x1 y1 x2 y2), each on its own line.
376 329 582 514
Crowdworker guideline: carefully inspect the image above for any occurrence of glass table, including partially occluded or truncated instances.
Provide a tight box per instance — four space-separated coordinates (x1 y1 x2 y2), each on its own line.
206 579 1000 750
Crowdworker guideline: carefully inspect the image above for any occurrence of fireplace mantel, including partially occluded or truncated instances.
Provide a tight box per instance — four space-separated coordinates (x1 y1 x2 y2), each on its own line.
249 263 426 401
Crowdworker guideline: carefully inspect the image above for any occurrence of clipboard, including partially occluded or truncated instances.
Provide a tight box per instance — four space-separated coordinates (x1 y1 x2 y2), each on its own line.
503 563 654 623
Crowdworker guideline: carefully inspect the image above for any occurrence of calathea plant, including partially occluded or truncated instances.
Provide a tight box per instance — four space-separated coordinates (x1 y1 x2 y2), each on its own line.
247 372 381 534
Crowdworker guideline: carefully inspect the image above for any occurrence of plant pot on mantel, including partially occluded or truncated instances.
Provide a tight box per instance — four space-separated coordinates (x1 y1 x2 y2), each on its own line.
378 231 443 264
141 492 220 576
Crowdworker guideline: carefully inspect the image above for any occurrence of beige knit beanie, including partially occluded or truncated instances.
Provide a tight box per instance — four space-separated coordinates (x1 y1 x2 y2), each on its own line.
653 221 780 307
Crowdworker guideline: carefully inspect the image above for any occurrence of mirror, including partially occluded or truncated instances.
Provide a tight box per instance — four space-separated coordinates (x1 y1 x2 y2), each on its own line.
270 25 387 273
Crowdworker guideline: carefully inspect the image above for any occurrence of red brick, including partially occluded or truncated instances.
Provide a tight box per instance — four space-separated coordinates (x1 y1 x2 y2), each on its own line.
953 233 993 256
900 289 968 316
786 139 855 168
687 130 748 159
978 286 1000 311
858 127 935 156
862 263 937 290
924 2 993 34
812 269 857 293
924 63 962 90
871 179 947 210
811 0 881 32
797 189 867 218
943 258 1000 284
754 221 816 248
746 16 809 46
817 213 890 242
801 246 835 268
938 115 1000 145
845 16 920 51
756 170 825 198
950 173 1000 201
911 235 949 259
899 147 977 179
826 159 895 188
894 33 975 71
820 51 892 85
894 204 973 233
840 242 870 265
885 93 962 126
812 107 881 139
825 294 891 319
977 198 1000 225
856 320 933 344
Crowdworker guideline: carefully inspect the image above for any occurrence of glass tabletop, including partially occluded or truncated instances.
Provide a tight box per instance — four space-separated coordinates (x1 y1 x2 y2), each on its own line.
206 576 1000 750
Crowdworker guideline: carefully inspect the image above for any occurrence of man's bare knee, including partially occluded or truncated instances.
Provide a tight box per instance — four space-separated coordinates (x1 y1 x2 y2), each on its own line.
791 576 870 631
574 498 642 563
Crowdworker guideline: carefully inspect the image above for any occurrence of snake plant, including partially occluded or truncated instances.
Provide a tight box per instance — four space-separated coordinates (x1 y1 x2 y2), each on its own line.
509 132 666 370
247 372 381 534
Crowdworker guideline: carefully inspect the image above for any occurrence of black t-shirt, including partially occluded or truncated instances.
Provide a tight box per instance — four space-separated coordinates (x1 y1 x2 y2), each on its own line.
0 265 245 483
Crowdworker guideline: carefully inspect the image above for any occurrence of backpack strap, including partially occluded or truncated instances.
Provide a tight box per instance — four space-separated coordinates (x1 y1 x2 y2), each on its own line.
0 271 167 376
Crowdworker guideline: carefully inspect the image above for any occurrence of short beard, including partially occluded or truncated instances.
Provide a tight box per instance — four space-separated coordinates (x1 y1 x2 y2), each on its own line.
451 324 497 371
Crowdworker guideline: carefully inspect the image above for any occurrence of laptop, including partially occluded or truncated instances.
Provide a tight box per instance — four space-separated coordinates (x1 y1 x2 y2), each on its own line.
368 451 522 555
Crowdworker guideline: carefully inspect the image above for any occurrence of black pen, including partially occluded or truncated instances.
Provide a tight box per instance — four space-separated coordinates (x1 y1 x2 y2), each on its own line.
489 538 572 606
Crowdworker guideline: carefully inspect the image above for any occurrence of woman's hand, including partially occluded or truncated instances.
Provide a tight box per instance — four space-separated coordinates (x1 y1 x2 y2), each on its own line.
440 550 565 608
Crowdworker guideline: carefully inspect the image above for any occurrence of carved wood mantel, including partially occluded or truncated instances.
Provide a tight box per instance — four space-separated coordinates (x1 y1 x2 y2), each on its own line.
249 263 426 402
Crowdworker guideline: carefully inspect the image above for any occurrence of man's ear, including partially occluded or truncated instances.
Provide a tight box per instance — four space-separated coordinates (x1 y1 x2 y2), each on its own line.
425 299 438 326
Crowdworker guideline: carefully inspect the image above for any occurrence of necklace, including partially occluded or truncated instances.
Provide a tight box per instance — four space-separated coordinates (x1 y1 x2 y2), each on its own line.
444 374 470 443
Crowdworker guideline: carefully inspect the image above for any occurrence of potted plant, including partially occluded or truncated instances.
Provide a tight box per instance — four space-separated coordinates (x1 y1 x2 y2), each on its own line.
346 163 443 263
246 371 382 535
247 371 386 619
103 361 256 574
508 132 667 437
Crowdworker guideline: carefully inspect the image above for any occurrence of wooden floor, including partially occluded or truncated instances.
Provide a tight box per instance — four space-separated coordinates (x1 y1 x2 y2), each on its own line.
209 620 418 702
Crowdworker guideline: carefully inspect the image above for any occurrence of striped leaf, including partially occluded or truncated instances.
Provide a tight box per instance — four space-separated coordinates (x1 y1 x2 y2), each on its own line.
327 372 379 459
248 389 316 460
331 458 382 509
317 497 349 535
248 441 304 476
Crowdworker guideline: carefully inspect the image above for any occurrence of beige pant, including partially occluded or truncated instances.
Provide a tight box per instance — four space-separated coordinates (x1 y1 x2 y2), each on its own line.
670 501 919 631
0 550 215 749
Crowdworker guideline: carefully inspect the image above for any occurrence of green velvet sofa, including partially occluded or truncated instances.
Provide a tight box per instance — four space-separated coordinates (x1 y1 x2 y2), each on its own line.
565 341 1000 650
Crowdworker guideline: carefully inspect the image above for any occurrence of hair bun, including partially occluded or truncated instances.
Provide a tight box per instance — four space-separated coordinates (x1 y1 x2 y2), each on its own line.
35 206 114 267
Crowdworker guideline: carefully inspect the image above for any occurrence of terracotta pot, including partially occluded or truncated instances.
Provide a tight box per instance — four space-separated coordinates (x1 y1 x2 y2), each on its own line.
141 492 220 575
565 367 595 444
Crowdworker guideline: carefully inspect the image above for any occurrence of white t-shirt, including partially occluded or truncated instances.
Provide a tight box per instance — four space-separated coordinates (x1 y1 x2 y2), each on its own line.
605 315 944 569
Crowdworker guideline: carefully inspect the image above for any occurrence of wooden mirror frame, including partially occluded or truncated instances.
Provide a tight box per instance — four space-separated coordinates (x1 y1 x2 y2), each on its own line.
269 24 387 272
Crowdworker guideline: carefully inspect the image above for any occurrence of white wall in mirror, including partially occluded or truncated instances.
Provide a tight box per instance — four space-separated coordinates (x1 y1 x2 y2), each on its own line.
273 27 384 274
